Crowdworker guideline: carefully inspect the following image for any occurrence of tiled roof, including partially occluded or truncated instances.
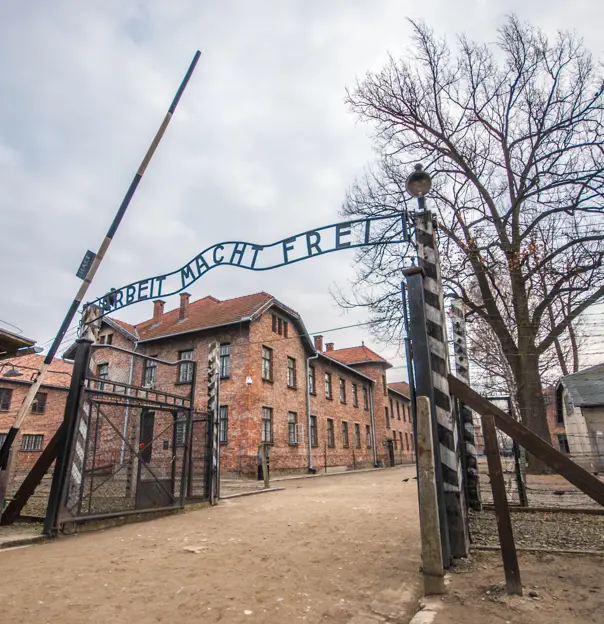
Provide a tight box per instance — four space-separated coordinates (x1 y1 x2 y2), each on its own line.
109 318 139 339
136 292 273 341
1 354 73 389
326 345 392 369
388 382 410 399
558 362 604 407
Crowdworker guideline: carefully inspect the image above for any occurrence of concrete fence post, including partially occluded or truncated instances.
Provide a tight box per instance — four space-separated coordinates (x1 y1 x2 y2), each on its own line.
416 395 445 595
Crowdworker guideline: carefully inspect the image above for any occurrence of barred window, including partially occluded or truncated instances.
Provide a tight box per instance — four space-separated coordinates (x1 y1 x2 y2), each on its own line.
261 347 273 381
143 357 157 387
352 383 358 407
325 373 332 400
220 343 231 379
354 423 361 448
98 364 109 391
327 418 335 448
287 357 297 388
310 415 318 447
178 350 194 383
288 412 298 445
342 421 349 448
308 365 316 394
31 392 47 414
262 407 273 443
362 386 369 410
339 379 346 404
219 405 228 444
21 434 43 451
365 425 371 449
0 388 13 411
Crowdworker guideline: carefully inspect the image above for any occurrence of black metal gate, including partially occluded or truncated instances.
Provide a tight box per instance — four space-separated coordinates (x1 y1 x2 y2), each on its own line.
52 343 211 529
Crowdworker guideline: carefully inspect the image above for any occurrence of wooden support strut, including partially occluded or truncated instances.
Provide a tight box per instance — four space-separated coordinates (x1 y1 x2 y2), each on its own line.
481 414 522 595
448 375 604 508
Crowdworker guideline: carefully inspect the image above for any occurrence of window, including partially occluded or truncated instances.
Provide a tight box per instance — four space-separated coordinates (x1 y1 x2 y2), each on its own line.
220 343 231 379
363 386 369 410
396 402 401 420
21 434 43 451
261 347 273 381
0 388 13 411
339 378 346 404
354 423 361 448
310 415 318 447
402 404 407 423
106 333 113 345
175 411 187 446
385 406 390 429
327 418 335 448
262 407 273 443
99 335 106 344
393 434 397 450
366 425 371 448
287 357 297 388
390 398 394 422
325 373 333 400
399 431 403 450
143 357 157 387
382 375 387 396
288 412 298 445
342 421 349 448
31 393 47 414
178 350 194 383
405 432 409 451
352 384 358 407
558 434 570 454
271 314 288 337
410 433 414 451
219 405 228 444
98 364 109 391
309 365 316 395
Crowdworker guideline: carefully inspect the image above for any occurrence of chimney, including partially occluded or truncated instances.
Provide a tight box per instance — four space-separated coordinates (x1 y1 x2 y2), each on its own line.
326 342 334 352
179 293 191 321
314 335 324 352
153 300 165 322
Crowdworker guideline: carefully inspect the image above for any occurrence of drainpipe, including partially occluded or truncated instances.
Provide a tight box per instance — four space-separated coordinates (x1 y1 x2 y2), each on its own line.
369 384 378 467
306 353 319 473
120 342 138 463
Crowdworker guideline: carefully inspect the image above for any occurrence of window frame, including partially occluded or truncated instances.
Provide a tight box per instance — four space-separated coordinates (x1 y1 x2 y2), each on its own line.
310 415 318 447
327 418 335 448
287 357 297 389
385 406 390 429
404 432 409 451
352 383 358 407
308 365 316 395
382 375 387 396
261 346 273 382
396 401 401 421
365 425 371 449
354 423 361 449
288 411 298 445
219 405 229 444
342 421 349 448
178 349 194 384
261 406 273 443
21 434 43 452
362 386 369 411
325 372 333 400
220 343 231 379
31 392 48 415
0 388 13 411
143 357 158 387
97 363 109 391
339 378 346 404
175 411 188 447
557 433 570 453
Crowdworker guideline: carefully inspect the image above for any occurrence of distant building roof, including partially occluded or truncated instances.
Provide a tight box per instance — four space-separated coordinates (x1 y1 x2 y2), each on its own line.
558 362 604 407
388 381 410 399
0 328 37 361
0 354 72 389
326 345 392 369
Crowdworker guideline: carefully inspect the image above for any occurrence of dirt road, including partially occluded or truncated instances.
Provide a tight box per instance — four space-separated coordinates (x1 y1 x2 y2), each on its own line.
0 467 421 624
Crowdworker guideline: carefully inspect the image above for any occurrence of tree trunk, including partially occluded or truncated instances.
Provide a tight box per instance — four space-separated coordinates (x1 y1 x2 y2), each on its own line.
514 352 551 473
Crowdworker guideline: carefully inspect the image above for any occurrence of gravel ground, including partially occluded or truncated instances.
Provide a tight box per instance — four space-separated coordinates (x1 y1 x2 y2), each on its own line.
470 509 604 551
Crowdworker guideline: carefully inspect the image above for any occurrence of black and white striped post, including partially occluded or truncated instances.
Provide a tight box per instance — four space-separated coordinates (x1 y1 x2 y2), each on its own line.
404 165 469 561
0 51 201 482
207 342 221 504
451 298 482 511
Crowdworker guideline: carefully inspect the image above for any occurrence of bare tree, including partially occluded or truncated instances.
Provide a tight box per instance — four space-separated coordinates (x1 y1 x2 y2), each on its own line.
341 16 604 471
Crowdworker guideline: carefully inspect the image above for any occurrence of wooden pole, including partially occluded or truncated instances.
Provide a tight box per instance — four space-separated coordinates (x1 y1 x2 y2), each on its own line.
416 396 446 595
482 414 522 595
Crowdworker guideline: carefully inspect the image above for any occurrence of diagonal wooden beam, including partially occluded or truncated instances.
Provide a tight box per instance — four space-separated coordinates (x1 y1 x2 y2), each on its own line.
448 374 604 508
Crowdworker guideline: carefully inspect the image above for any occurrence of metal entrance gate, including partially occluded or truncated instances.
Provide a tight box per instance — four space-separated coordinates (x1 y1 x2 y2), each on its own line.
50 342 211 530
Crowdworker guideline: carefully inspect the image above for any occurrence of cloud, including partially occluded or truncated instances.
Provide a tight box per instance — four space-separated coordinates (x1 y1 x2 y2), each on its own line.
1 1 603 380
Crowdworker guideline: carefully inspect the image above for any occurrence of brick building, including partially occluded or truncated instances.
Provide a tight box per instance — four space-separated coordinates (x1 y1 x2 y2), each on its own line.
83 292 413 476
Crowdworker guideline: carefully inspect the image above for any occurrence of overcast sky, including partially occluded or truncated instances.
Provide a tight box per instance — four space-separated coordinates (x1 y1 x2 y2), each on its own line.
2 1 604 381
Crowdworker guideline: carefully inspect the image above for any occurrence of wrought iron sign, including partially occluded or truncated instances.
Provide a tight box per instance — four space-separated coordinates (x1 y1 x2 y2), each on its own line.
88 214 409 316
